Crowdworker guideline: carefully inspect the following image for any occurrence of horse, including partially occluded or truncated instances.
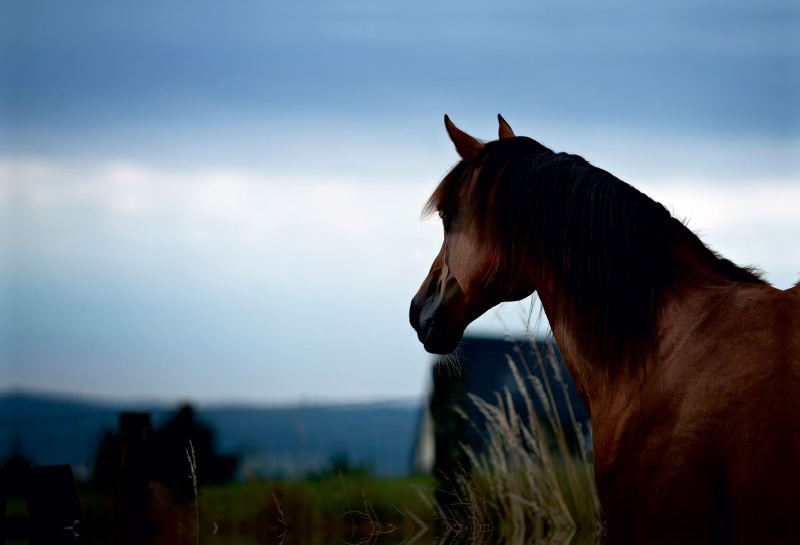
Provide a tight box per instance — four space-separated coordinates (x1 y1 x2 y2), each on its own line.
409 115 800 543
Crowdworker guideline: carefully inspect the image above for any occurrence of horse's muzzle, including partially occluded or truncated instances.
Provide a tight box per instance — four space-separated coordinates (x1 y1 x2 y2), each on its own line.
409 299 463 354
409 299 429 342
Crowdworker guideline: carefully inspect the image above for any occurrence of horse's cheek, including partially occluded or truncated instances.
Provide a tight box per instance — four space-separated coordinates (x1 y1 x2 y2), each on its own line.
445 234 476 293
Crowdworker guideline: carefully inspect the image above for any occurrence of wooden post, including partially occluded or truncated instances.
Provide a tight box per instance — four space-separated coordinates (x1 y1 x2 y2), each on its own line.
116 412 153 544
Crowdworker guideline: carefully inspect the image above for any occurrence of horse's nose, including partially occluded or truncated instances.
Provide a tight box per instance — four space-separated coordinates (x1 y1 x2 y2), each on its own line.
409 300 422 332
410 299 436 344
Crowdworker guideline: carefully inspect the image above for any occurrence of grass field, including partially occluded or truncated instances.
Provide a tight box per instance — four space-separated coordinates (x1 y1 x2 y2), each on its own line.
77 469 599 545
198 473 437 545
77 473 438 545
70 336 602 544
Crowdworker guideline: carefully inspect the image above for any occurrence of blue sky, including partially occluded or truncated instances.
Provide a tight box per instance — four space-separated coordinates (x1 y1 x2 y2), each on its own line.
2 0 799 403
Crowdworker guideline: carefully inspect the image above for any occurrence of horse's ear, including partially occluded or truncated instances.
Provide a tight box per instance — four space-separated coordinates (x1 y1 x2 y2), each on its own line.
498 114 515 139
444 115 483 161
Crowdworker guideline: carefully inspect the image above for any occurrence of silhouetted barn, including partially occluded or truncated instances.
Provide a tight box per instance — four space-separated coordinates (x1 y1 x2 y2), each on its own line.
411 336 591 483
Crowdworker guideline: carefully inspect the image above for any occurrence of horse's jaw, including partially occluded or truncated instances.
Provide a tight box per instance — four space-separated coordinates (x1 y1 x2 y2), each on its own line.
423 331 465 355
408 299 466 355
410 261 509 354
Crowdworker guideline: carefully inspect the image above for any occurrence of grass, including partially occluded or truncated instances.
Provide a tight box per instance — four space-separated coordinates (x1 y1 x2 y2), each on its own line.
196 474 438 545
78 438 599 544
77 472 438 544
75 313 602 543
75 363 602 544
174 468 599 545
411 333 603 545
186 332 606 544
458 336 603 539
187 440 199 544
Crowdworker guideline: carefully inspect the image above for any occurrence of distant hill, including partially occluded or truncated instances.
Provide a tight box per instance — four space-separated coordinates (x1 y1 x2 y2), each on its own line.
0 392 423 477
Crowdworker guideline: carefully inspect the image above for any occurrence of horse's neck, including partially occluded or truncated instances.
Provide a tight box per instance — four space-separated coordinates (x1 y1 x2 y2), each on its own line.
534 231 747 414
546 323 637 415
534 286 629 414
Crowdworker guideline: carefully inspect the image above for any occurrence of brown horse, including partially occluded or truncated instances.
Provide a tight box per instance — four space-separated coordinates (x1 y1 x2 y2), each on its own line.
409 115 800 543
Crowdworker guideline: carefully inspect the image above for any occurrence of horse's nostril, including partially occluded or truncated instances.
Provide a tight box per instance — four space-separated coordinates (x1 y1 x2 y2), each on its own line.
409 300 422 331
417 317 433 344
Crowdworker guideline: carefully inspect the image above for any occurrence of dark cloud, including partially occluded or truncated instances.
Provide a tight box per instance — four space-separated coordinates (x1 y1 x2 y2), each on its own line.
5 0 798 147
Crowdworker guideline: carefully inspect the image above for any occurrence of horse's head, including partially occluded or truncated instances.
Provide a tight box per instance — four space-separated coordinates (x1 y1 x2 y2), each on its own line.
409 115 535 354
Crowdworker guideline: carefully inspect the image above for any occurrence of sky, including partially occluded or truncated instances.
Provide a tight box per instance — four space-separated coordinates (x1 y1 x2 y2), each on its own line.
1 0 799 404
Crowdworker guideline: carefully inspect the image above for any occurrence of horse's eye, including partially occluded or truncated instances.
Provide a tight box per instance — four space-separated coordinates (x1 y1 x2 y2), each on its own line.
438 210 452 230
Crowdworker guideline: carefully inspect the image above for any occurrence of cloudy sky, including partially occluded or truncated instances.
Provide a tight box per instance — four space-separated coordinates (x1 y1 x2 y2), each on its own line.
2 0 798 404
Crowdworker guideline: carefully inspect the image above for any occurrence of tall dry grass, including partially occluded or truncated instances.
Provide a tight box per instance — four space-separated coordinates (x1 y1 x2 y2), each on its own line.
171 308 602 544
430 332 604 543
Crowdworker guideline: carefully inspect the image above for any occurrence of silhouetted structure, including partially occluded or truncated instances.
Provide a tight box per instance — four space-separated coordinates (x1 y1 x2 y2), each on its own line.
2 441 83 544
429 364 471 488
149 405 238 498
118 413 153 544
2 394 418 478
94 405 237 498
91 405 238 542
28 465 82 545
2 435 33 498
1 437 34 541
424 336 591 488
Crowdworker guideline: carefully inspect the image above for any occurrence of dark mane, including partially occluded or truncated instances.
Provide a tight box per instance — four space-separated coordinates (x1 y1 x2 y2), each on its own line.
426 137 766 368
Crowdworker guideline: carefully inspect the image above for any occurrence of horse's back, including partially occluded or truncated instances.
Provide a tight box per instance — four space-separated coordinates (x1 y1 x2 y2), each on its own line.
597 283 800 543
728 285 800 538
685 283 800 539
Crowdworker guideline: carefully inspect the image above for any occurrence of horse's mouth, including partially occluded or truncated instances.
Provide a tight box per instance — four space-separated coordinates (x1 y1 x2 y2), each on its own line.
423 333 463 355
410 306 463 354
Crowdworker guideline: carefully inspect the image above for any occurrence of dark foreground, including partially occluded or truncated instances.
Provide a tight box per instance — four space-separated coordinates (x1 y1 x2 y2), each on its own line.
4 474 602 545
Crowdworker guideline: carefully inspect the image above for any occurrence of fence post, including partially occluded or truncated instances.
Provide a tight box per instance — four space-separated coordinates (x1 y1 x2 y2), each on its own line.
116 412 152 544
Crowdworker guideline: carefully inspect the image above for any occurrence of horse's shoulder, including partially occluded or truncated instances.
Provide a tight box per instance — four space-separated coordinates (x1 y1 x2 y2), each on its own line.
642 282 798 425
